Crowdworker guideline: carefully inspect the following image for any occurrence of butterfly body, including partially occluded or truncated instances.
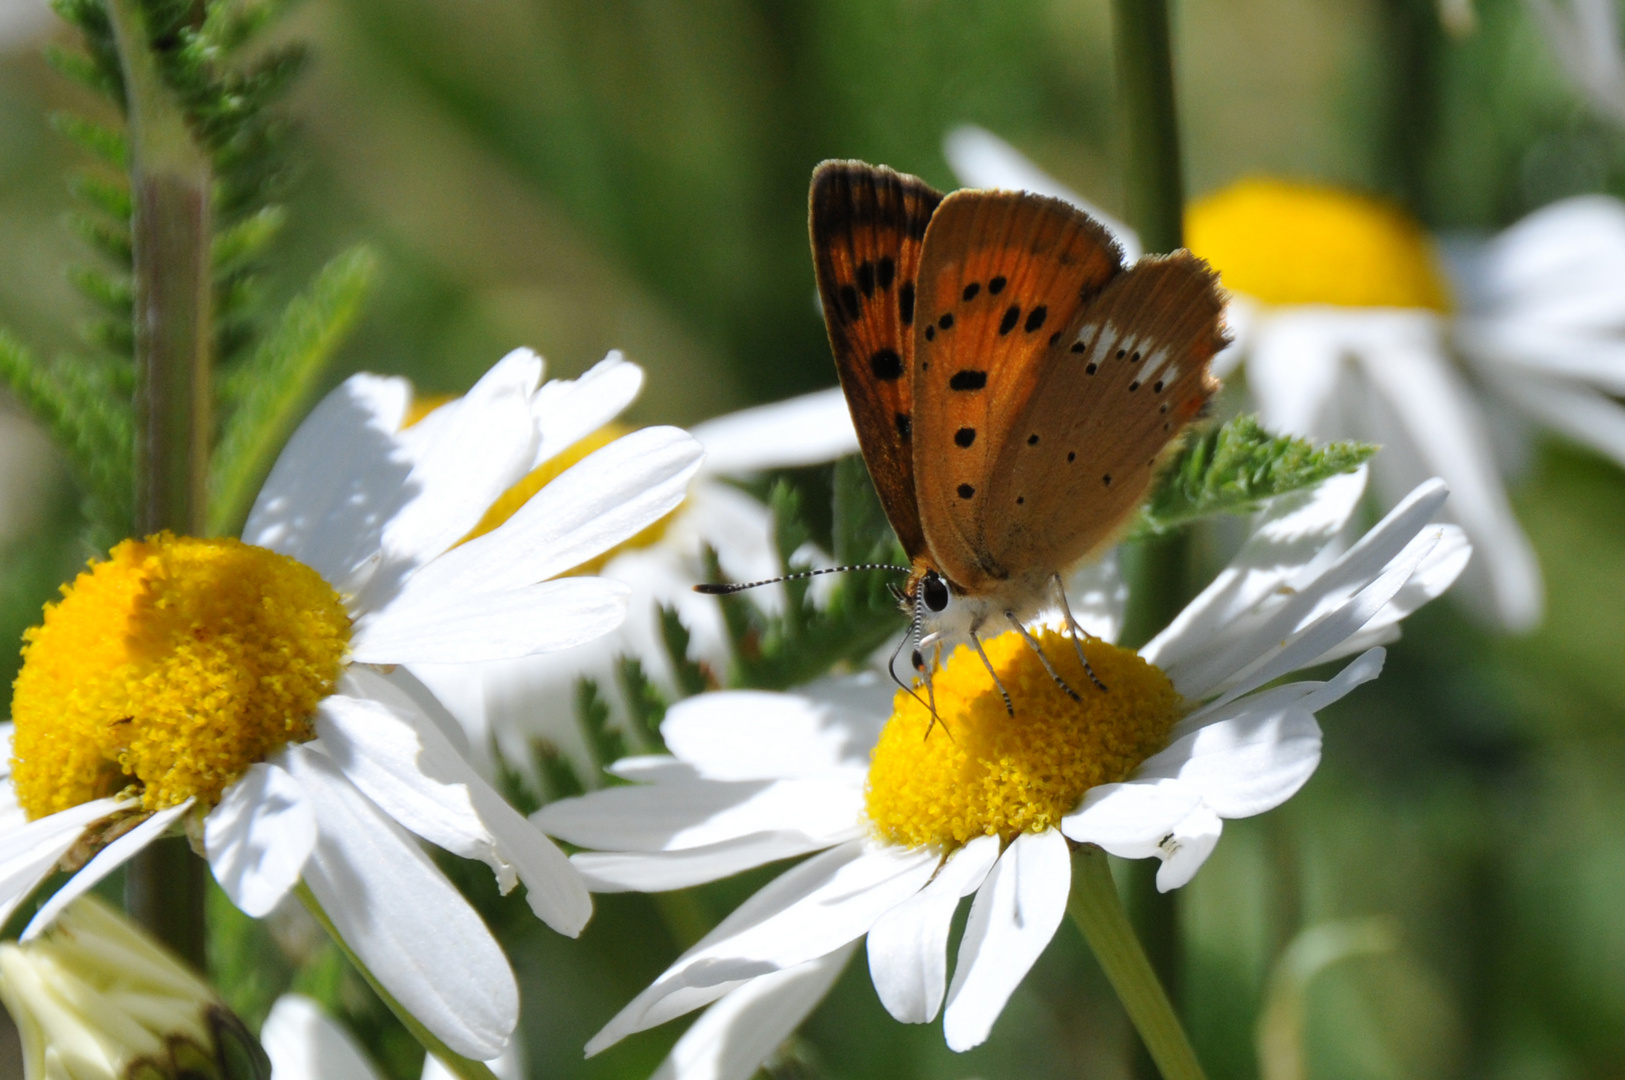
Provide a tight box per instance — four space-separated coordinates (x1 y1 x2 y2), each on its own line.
811 161 1226 672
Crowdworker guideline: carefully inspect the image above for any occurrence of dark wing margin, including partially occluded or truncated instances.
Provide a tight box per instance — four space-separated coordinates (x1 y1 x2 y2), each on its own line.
810 160 944 562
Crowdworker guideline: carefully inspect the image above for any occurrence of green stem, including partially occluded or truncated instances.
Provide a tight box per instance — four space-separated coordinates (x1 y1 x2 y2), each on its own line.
106 0 214 965
295 883 501 1080
1069 846 1208 1080
1111 0 1185 255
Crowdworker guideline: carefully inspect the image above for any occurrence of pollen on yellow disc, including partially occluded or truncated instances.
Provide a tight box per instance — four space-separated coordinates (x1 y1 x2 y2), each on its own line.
1186 178 1450 311
865 630 1182 848
10 534 350 817
458 423 678 575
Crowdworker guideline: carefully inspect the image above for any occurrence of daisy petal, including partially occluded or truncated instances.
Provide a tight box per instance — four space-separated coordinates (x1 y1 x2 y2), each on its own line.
283 745 519 1061
351 577 629 664
317 671 590 935
22 799 192 940
529 351 644 468
262 994 384 1080
572 832 843 893
244 374 412 594
1154 806 1224 891
651 944 857 1080
205 761 316 918
0 797 131 928
1134 695 1323 820
1060 780 1204 858
1482 366 1625 470
588 841 938 1052
943 829 1071 1052
689 389 860 475
867 833 1000 1024
661 681 891 781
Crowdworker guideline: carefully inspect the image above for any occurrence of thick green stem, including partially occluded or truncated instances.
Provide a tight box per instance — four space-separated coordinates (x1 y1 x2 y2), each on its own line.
106 0 212 965
1112 0 1185 255
1069 846 1208 1080
295 884 501 1080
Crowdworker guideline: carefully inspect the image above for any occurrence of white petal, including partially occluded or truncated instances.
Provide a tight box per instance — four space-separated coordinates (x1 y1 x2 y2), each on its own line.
352 576 629 664
205 762 315 918
243 374 412 594
942 125 1141 261
650 944 856 1080
1244 310 1352 439
1061 780 1204 858
379 426 702 611
867 834 1000 1024
942 829 1071 1051
1483 366 1625 470
661 681 891 781
263 995 384 1080
1154 806 1224 891
690 389 860 475
373 348 542 571
573 832 844 893
282 745 519 1061
1320 524 1469 663
316 670 591 935
537 769 862 854
586 841 938 1053
22 799 192 940
529 351 644 469
1135 695 1324 820
0 796 131 927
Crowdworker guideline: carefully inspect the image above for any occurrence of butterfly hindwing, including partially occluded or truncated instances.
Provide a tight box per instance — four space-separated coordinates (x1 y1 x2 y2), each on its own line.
910 189 1123 591
810 161 944 562
985 251 1226 578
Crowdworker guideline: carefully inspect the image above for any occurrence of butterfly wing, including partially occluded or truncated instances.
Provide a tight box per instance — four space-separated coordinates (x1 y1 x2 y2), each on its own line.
810 161 943 562
986 252 1226 578
910 189 1124 591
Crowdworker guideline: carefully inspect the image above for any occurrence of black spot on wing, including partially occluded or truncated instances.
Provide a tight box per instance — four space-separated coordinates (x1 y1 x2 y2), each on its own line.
962 282 980 302
877 256 896 290
896 413 912 439
1027 433 1039 445
856 261 876 297
1070 342 1086 353
989 276 1007 295
1024 306 1048 332
870 349 904 381
957 483 975 499
925 325 935 341
954 427 976 448
1048 331 1062 346
998 306 1020 335
900 281 916 325
949 370 987 391
840 284 860 321
938 312 955 330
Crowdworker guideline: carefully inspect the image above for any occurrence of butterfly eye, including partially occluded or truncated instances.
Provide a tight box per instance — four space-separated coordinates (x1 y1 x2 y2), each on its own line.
921 571 950 613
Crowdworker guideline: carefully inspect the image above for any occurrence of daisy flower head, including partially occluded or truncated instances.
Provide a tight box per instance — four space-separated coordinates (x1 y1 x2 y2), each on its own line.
0 347 704 1061
537 468 1469 1076
947 125 1625 634
411 382 859 778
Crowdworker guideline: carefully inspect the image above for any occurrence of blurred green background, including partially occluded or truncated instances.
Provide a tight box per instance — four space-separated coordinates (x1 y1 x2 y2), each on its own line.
2 0 1625 1078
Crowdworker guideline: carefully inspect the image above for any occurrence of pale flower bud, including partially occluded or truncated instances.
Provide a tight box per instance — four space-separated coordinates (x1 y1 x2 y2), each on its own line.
0 896 267 1080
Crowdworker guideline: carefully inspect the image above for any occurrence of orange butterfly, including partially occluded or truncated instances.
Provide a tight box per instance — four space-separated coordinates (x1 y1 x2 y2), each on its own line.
808 160 1227 709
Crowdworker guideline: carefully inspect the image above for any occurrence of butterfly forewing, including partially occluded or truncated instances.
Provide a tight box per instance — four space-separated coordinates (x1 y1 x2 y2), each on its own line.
986 252 1226 578
910 190 1123 591
810 161 944 562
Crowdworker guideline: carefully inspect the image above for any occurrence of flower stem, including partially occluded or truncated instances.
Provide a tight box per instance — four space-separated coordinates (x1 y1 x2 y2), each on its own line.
105 0 213 967
1068 845 1208 1080
295 883 501 1080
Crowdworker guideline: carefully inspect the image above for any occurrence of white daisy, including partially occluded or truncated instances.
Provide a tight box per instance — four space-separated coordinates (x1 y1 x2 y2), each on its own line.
536 469 1469 1077
412 381 860 778
0 347 703 1062
947 124 1625 633
262 995 523 1080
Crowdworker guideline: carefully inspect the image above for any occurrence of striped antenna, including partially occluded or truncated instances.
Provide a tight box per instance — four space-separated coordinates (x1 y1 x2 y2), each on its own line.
694 563 909 595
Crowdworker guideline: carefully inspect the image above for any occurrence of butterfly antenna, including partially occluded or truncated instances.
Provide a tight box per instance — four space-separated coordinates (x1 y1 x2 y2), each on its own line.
887 619 935 720
1007 612 1082 703
968 629 1015 717
1052 573 1108 693
914 641 953 743
694 563 909 595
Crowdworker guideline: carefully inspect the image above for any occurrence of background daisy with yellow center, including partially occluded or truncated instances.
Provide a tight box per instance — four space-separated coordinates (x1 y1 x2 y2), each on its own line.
535 469 1468 1079
947 124 1625 634
0 346 703 1064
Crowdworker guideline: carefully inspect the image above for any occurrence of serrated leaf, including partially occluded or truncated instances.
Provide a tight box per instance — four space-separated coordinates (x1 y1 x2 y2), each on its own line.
67 172 132 221
615 656 669 751
1134 414 1375 537
212 205 285 271
51 114 129 169
207 246 375 536
658 605 712 698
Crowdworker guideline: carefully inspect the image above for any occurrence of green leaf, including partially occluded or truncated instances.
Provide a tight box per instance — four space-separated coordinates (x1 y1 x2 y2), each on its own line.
575 676 627 775
50 113 128 169
658 604 713 698
1135 414 1375 537
616 655 670 750
208 246 376 536
212 205 286 272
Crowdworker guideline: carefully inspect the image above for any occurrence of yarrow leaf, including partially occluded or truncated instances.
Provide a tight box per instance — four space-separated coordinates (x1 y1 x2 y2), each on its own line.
1136 414 1375 536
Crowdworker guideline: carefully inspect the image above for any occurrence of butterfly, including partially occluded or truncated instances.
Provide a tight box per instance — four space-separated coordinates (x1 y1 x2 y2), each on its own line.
807 160 1227 709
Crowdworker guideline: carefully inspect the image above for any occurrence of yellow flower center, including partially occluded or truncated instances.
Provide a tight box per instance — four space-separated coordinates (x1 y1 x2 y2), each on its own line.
10 534 350 817
458 423 678 575
1186 179 1450 311
865 630 1182 848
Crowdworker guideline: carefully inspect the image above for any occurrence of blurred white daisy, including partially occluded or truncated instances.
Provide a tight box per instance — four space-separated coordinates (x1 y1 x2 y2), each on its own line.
537 469 1468 1077
0 347 703 1061
947 124 1625 632
262 995 523 1080
412 378 859 779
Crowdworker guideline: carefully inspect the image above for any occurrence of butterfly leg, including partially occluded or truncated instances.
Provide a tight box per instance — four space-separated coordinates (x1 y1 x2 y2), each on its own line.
968 628 1016 716
1052 573 1109 692
1007 611 1082 703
